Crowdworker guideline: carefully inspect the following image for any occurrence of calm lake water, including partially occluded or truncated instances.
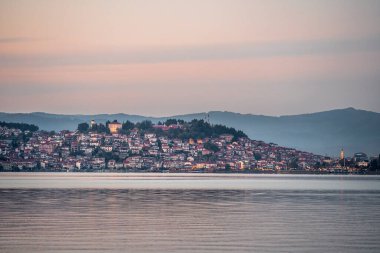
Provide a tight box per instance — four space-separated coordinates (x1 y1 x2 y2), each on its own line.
0 173 380 253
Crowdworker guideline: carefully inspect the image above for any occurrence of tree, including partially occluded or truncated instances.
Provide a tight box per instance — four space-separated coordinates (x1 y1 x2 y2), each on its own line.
165 119 178 126
11 139 19 149
289 158 299 169
22 132 33 143
0 121 39 132
204 142 220 152
78 122 89 133
254 153 262 161
157 139 162 150
94 123 109 134
122 121 135 131
369 159 378 171
137 120 153 130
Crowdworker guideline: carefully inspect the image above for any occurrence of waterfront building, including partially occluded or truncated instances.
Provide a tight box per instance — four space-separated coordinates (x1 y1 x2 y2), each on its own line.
353 152 368 162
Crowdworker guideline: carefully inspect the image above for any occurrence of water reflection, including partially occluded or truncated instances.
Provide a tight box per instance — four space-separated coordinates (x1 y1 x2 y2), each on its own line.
1 188 380 252
1 173 380 190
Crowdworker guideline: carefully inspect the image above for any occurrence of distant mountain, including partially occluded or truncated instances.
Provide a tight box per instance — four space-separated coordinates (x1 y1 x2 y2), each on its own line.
0 112 149 132
0 108 379 157
173 108 380 158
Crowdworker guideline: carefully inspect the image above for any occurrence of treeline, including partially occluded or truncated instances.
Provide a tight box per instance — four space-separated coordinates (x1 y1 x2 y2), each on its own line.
122 118 248 141
77 118 247 140
161 119 247 140
78 122 110 134
0 121 39 132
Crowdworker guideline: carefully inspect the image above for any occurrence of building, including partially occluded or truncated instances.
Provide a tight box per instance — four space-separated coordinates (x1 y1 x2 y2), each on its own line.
353 152 369 167
108 121 122 134
340 149 344 160
39 143 54 154
90 120 96 128
353 152 368 162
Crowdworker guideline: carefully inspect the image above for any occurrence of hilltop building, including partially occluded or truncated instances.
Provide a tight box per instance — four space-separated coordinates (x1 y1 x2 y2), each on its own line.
90 120 96 128
108 121 122 134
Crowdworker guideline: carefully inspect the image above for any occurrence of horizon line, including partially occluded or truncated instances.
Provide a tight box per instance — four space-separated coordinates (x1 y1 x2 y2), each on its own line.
0 107 378 118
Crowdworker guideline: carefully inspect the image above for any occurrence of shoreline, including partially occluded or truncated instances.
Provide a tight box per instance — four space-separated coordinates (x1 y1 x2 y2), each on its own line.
1 169 379 175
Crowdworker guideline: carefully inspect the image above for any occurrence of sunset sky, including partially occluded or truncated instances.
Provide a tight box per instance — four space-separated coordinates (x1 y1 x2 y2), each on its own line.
1 0 380 116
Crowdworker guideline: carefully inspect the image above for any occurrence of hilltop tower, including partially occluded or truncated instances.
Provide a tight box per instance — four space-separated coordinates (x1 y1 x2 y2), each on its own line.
90 120 96 128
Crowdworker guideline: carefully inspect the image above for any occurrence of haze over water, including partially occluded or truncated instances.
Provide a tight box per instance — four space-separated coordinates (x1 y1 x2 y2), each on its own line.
0 173 380 252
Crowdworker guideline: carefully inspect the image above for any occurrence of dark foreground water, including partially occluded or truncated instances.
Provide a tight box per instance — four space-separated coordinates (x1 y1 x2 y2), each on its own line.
0 173 379 253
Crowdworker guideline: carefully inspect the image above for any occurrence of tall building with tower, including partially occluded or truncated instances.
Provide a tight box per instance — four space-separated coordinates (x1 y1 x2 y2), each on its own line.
340 149 344 160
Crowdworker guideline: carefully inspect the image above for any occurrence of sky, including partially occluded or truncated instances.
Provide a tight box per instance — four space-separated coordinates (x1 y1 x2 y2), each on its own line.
1 0 380 116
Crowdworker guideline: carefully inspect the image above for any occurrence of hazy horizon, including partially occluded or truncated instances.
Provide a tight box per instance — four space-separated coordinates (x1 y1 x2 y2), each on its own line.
0 106 379 118
1 0 380 116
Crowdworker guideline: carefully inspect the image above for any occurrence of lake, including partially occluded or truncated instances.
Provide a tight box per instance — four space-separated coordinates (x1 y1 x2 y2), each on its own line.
0 173 379 252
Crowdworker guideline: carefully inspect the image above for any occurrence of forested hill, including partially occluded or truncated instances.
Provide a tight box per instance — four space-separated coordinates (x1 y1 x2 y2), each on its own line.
0 121 39 132
77 119 247 141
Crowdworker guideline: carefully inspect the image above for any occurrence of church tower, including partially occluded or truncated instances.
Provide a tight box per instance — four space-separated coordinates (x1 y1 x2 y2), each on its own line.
340 149 344 160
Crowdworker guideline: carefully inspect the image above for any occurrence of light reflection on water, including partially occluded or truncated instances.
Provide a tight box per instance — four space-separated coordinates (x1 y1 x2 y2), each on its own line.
1 173 380 190
0 174 379 252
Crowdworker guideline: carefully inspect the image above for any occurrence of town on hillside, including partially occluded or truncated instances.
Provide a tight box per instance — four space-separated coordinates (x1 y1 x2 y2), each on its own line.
0 120 379 173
